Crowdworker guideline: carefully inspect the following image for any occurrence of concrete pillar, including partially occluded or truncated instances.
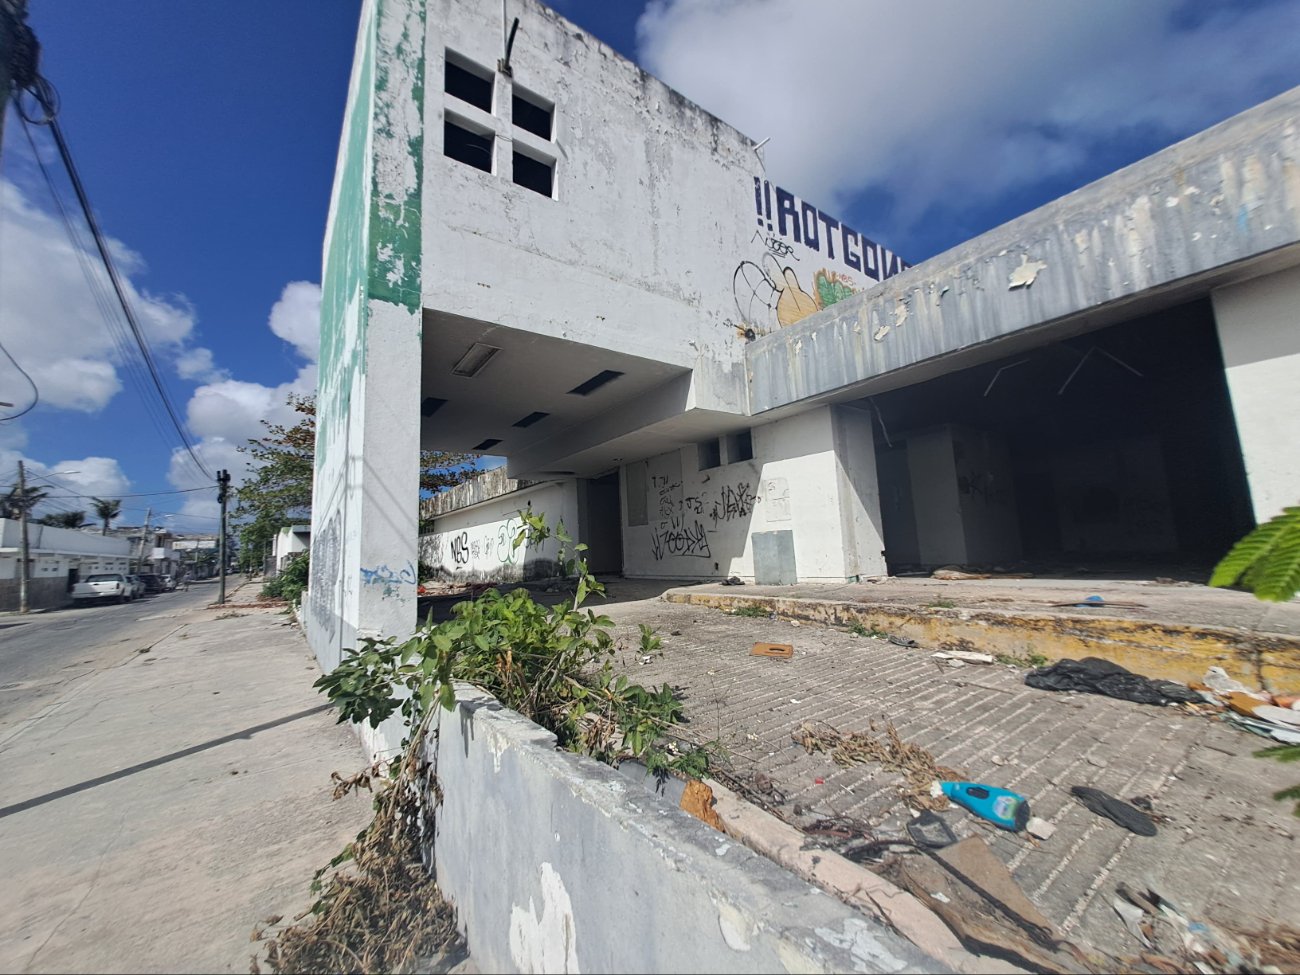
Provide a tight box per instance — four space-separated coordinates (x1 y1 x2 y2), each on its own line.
830 405 888 579
308 0 425 707
1212 264 1300 523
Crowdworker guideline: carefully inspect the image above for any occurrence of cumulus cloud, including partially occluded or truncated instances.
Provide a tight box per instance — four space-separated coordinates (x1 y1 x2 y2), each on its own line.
269 281 322 362
175 346 228 383
0 450 132 523
636 0 1300 242
0 179 209 412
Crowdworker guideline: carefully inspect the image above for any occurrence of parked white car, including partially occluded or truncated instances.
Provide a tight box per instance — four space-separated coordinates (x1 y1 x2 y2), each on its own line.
125 574 146 599
71 573 133 605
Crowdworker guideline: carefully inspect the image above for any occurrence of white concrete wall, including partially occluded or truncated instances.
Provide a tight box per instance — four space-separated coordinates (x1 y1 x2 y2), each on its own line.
419 480 578 581
431 685 934 974
906 427 967 566
1213 264 1300 523
421 0 900 416
621 406 878 582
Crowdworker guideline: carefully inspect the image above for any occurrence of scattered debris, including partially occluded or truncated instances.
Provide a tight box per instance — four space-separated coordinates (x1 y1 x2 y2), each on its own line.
679 779 726 832
1025 816 1056 841
931 565 1034 580
1190 667 1300 742
720 575 744 586
1070 786 1157 836
792 720 959 811
1049 595 1147 609
1025 657 1201 707
889 836 1084 974
932 650 995 664
906 809 958 849
887 634 919 648
1110 885 1290 974
940 782 1030 832
750 642 793 659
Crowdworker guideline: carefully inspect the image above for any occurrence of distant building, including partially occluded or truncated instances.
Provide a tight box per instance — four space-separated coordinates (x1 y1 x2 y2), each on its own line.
309 0 1300 669
0 519 130 610
268 525 311 578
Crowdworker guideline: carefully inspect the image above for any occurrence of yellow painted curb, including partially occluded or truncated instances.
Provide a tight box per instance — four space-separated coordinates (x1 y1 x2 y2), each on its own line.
666 591 1300 694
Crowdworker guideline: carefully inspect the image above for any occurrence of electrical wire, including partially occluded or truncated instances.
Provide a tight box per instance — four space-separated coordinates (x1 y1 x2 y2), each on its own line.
14 75 213 480
16 114 201 470
0 336 39 419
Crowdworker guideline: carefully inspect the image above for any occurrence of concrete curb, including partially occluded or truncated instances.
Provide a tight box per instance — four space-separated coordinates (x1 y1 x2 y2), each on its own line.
663 589 1300 692
705 779 1022 975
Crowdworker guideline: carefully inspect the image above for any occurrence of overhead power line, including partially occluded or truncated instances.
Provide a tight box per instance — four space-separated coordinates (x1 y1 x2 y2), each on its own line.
11 68 213 480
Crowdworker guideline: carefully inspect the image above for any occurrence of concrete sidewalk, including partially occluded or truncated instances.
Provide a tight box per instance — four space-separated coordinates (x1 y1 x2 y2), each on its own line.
0 583 371 974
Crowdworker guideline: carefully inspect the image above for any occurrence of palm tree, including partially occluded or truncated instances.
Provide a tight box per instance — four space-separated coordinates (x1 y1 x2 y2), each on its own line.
3 482 48 520
36 511 87 528
92 497 122 535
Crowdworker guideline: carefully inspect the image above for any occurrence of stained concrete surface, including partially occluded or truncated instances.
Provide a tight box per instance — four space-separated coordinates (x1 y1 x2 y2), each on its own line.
0 581 372 974
606 594 1300 960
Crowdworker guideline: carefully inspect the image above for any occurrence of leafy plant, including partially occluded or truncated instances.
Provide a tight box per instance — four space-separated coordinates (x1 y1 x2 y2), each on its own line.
315 511 708 775
1210 505 1300 602
1212 505 1300 816
849 621 888 639
926 598 957 610
262 550 310 604
730 604 771 618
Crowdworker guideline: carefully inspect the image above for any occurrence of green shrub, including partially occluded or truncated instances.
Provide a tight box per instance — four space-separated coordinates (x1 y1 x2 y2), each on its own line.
262 551 310 604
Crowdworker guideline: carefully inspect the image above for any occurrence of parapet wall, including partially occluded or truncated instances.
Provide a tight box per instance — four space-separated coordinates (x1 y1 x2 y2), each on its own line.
427 684 941 974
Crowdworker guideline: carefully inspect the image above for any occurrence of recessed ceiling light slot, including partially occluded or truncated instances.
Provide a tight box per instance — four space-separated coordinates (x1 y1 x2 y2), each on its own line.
452 342 501 377
421 397 448 417
512 411 550 428
471 438 502 451
567 369 624 396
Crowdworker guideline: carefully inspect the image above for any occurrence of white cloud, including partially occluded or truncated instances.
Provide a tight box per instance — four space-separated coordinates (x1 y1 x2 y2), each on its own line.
636 0 1300 238
0 179 203 412
0 450 131 523
175 346 228 383
269 281 322 362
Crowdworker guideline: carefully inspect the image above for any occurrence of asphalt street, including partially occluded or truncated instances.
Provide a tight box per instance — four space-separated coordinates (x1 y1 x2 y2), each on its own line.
0 580 223 737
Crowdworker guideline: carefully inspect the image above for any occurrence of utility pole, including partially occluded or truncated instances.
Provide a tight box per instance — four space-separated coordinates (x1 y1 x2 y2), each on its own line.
137 506 152 573
17 459 30 614
0 1 34 155
217 469 230 605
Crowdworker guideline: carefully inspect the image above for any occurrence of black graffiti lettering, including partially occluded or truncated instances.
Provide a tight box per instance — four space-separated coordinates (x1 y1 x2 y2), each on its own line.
450 531 470 565
651 516 712 560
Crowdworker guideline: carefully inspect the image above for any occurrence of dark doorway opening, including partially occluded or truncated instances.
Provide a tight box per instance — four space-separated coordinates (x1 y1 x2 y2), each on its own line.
866 299 1254 577
579 472 623 575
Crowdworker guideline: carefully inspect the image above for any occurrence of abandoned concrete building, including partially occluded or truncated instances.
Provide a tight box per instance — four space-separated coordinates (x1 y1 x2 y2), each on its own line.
306 0 1300 670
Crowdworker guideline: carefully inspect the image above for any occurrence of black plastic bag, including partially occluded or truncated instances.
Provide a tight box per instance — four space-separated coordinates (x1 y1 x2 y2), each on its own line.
1024 657 1200 706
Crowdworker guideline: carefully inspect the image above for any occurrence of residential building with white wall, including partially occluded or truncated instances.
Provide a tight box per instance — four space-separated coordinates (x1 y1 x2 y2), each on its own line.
310 0 1300 668
0 520 131 610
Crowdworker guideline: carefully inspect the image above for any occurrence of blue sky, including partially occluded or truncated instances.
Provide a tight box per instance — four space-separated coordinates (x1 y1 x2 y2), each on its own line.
1 0 1298 533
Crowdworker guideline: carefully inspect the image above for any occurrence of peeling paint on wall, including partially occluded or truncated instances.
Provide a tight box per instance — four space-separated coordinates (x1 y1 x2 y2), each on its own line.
508 862 580 973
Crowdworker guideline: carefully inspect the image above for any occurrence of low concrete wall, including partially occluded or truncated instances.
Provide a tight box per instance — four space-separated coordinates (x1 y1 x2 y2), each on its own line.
429 685 940 974
0 577 70 612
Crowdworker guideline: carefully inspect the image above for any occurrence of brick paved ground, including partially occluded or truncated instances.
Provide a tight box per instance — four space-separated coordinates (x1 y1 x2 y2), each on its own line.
603 594 1299 958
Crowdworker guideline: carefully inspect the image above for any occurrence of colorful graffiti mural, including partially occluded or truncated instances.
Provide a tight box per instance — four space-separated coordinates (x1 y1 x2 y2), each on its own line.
734 178 908 331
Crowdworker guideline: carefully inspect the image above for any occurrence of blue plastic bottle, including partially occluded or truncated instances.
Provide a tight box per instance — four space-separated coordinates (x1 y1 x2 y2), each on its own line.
940 782 1031 831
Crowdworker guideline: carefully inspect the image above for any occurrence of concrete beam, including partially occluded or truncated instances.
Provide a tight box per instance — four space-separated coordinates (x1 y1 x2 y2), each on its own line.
748 85 1300 414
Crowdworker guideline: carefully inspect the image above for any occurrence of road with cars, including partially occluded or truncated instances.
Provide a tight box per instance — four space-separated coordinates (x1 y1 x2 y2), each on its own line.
0 580 220 737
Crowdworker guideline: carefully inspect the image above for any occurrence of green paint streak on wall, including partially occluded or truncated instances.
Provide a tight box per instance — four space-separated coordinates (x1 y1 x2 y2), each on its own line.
316 11 375 469
368 0 424 314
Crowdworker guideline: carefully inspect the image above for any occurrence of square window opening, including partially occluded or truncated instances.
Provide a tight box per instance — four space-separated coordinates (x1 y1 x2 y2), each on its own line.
445 119 494 173
444 52 493 112
698 439 721 471
513 150 553 197
512 88 553 140
726 430 754 463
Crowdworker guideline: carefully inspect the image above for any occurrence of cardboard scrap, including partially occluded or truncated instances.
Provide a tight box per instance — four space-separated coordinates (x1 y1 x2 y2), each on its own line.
751 642 794 659
679 779 726 832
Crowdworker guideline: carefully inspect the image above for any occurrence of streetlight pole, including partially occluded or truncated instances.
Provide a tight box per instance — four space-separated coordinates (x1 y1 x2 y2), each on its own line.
17 459 30 614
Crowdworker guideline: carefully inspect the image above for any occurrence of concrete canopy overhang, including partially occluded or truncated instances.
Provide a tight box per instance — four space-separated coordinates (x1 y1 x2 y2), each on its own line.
746 84 1300 415
421 310 748 478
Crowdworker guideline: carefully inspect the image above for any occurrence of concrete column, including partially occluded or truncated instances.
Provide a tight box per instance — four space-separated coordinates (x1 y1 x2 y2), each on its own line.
308 0 425 707
830 405 888 579
1212 264 1300 523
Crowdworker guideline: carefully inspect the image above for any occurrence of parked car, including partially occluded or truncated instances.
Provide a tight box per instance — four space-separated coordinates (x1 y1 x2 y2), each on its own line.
71 573 133 605
138 573 166 594
160 574 177 592
125 574 146 599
